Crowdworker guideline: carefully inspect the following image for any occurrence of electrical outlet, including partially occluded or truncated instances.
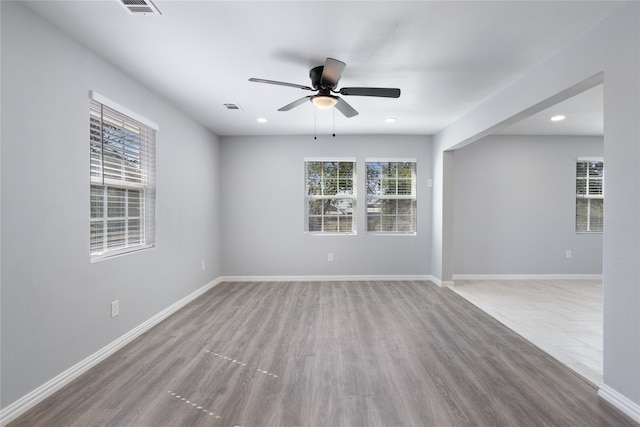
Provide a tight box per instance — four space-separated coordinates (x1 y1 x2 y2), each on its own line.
201 260 206 271
111 300 120 318
328 253 334 262
566 250 572 259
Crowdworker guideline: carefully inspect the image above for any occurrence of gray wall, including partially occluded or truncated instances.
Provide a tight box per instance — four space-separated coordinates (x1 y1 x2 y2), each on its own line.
1 2 222 407
220 135 432 277
453 135 603 276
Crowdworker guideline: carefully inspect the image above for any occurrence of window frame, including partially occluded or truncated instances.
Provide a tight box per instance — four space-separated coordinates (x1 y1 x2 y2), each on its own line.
304 158 357 235
90 91 157 261
365 158 417 235
575 157 604 234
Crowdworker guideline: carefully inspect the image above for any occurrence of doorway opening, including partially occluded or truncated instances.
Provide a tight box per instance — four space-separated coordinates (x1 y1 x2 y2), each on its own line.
450 83 604 384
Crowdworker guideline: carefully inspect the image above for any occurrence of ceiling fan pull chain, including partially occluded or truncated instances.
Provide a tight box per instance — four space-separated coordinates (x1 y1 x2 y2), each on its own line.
333 107 336 137
314 108 317 140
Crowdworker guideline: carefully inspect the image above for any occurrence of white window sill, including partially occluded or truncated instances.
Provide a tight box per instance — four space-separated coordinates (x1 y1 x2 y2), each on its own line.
91 244 154 263
305 232 357 236
366 232 417 237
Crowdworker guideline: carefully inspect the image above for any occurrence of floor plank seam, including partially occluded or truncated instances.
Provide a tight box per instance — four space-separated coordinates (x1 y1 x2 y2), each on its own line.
204 350 280 378
167 391 222 419
162 349 282 425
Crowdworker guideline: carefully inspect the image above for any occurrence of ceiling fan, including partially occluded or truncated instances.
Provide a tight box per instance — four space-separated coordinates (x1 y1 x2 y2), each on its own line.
249 57 400 118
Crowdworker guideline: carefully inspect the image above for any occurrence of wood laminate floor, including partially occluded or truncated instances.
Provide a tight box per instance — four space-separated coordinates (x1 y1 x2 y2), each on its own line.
7 281 637 427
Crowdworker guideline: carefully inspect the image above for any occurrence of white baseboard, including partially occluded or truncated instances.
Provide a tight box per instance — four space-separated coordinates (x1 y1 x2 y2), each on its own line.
219 274 434 283
429 276 454 287
598 383 640 423
0 278 223 426
221 274 452 289
452 274 603 281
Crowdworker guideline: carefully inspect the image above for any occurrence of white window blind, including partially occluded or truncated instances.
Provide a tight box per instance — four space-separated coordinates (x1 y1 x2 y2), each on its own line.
575 158 603 233
366 160 417 233
305 159 356 234
90 94 156 260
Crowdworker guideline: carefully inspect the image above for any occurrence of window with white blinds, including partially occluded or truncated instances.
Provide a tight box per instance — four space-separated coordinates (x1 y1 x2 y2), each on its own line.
90 93 157 260
366 160 417 234
576 158 603 233
305 159 356 234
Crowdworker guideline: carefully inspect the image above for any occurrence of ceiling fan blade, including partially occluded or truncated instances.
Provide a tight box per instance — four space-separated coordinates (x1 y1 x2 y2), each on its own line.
339 87 401 98
335 97 359 118
278 96 313 111
249 78 313 91
320 58 346 87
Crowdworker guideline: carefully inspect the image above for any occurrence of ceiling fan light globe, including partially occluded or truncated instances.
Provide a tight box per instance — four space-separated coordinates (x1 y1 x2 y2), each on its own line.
311 96 338 109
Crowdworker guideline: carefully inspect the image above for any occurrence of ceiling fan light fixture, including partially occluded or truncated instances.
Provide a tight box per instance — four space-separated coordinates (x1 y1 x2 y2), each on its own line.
249 57 400 118
311 95 338 109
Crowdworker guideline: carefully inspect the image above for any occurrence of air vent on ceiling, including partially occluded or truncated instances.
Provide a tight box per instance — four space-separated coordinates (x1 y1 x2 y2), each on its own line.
224 103 242 111
119 0 162 15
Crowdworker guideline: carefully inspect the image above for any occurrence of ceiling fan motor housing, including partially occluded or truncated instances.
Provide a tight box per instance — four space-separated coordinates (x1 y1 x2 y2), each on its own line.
310 65 331 90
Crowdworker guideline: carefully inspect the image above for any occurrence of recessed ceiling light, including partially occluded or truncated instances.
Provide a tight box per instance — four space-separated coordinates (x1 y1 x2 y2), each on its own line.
551 115 566 122
384 117 397 123
257 117 268 123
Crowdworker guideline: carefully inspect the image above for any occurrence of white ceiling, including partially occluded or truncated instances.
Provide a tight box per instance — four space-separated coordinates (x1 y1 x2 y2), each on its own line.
23 0 619 137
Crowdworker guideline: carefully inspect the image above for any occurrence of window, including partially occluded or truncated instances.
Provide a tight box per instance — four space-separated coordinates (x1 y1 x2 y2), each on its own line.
305 159 356 233
366 160 417 233
90 92 157 260
576 158 603 233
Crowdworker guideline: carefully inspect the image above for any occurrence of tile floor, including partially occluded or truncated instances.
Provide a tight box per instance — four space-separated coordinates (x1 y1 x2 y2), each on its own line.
451 279 602 385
